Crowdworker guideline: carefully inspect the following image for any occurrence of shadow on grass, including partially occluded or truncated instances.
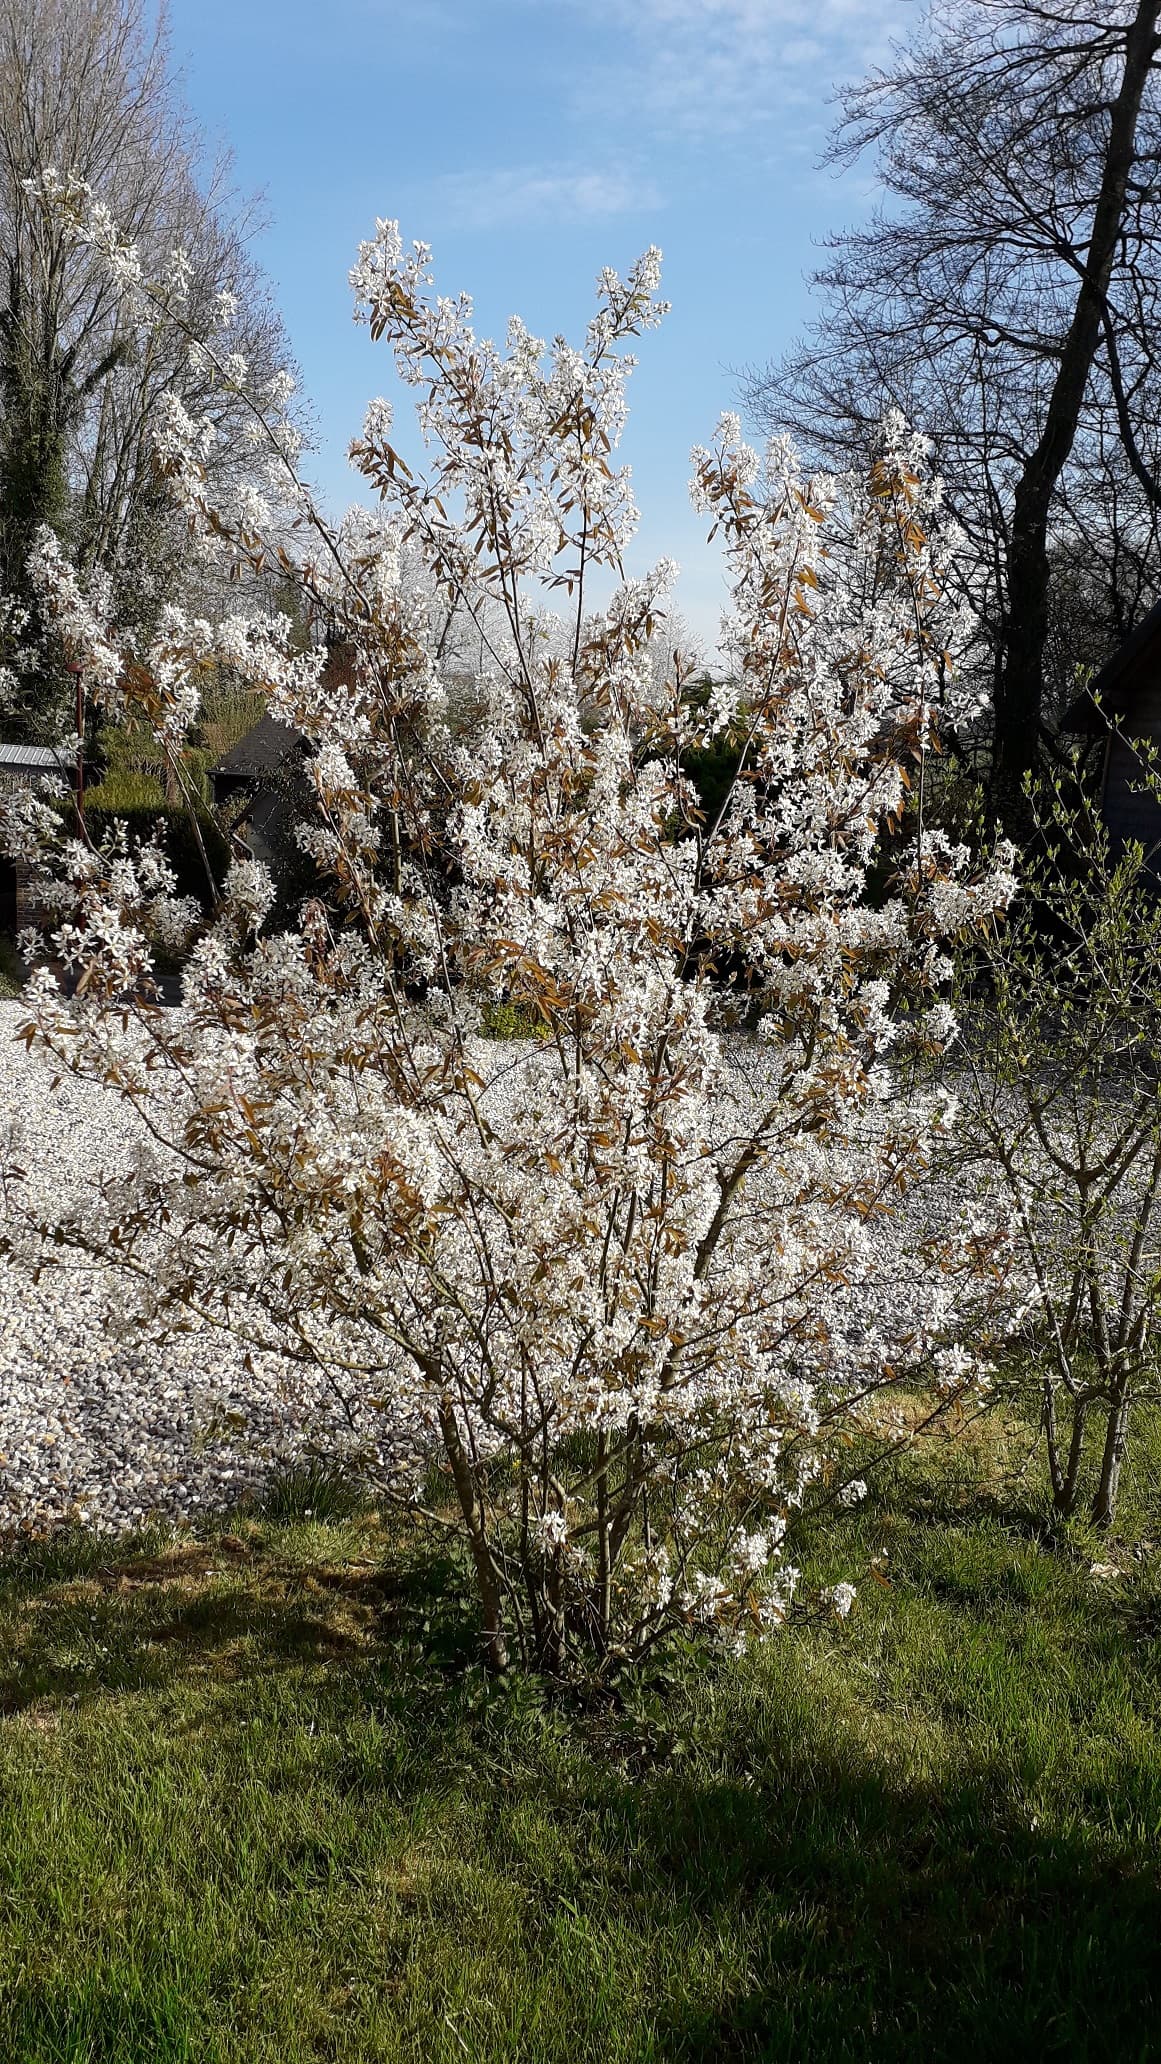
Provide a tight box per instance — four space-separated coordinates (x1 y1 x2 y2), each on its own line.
633 1757 1160 2062
0 1518 1158 2062
0 1526 475 1718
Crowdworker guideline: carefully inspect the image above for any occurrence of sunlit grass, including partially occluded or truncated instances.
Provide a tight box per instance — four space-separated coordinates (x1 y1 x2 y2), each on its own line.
0 1422 1158 2061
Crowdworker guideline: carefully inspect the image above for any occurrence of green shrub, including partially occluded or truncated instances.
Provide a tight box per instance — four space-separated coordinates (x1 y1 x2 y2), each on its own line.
680 727 746 827
480 999 551 1040
83 768 168 811
77 802 231 912
0 930 20 999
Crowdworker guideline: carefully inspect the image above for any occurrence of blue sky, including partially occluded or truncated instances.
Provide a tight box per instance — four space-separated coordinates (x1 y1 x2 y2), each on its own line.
167 0 910 649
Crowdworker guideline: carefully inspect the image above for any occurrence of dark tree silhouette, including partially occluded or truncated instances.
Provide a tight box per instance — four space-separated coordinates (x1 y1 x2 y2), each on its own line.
748 0 1161 832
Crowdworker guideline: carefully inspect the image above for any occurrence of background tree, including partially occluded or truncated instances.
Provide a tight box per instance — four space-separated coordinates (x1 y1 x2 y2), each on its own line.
951 780 1161 1528
748 0 1161 831
0 0 300 734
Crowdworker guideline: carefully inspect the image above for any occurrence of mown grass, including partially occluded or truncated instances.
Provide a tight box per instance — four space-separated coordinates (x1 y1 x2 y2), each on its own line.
0 1418 1159 2063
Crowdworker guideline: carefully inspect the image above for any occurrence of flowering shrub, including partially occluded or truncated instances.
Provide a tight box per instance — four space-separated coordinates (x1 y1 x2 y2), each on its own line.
2 206 1017 1672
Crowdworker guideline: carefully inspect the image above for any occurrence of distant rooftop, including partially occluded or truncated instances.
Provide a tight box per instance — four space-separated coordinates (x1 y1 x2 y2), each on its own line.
0 742 76 771
1064 597 1161 733
213 715 301 782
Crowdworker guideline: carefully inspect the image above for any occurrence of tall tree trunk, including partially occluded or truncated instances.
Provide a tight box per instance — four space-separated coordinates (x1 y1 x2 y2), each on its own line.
994 0 1161 832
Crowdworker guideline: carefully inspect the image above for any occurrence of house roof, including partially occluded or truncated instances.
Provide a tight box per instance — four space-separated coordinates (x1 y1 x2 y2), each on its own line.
1064 598 1161 732
1090 597 1161 704
0 741 76 772
213 714 301 781
211 642 354 783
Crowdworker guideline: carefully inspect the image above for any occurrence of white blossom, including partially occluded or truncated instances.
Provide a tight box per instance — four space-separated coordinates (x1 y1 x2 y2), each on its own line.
3 209 1019 1675
822 1581 857 1618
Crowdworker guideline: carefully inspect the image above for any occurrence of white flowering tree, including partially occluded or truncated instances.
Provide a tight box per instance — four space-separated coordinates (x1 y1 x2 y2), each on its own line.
2 207 1018 1673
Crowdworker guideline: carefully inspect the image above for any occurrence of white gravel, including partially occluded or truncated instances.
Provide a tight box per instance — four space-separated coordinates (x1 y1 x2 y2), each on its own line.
0 1002 1004 1544
0 1004 392 1539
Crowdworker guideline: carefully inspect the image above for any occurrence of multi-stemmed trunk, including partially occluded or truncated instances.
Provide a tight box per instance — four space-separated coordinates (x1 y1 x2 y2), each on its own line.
437 1400 509 1673
1042 1379 1136 1528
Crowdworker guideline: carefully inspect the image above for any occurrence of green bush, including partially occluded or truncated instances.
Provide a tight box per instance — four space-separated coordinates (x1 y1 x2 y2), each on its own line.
480 999 551 1040
83 768 168 811
77 802 231 912
680 727 746 828
0 930 20 999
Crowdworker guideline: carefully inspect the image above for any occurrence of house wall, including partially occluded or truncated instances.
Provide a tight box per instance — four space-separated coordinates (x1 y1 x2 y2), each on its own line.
1 765 79 941
14 860 51 934
1103 674 1161 861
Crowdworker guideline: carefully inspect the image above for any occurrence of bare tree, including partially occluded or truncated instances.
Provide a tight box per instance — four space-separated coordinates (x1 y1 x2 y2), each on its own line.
748 0 1161 831
0 0 299 703
952 781 1161 1528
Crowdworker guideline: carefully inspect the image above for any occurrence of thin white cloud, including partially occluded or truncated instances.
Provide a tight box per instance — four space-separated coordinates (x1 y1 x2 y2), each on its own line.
430 165 662 231
554 0 908 143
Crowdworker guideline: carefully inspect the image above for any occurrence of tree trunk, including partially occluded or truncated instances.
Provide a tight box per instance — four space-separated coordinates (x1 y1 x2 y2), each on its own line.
1046 1388 1089 1518
594 1429 612 1652
1092 1391 1132 1529
437 1400 509 1671
994 0 1161 832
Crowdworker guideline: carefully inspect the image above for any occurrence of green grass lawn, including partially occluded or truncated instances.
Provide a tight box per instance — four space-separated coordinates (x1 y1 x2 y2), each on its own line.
0 1421 1159 2063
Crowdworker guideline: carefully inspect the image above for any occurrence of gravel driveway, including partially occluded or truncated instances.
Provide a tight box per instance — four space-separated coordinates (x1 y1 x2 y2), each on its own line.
0 1003 394 1537
0 1002 1003 1541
